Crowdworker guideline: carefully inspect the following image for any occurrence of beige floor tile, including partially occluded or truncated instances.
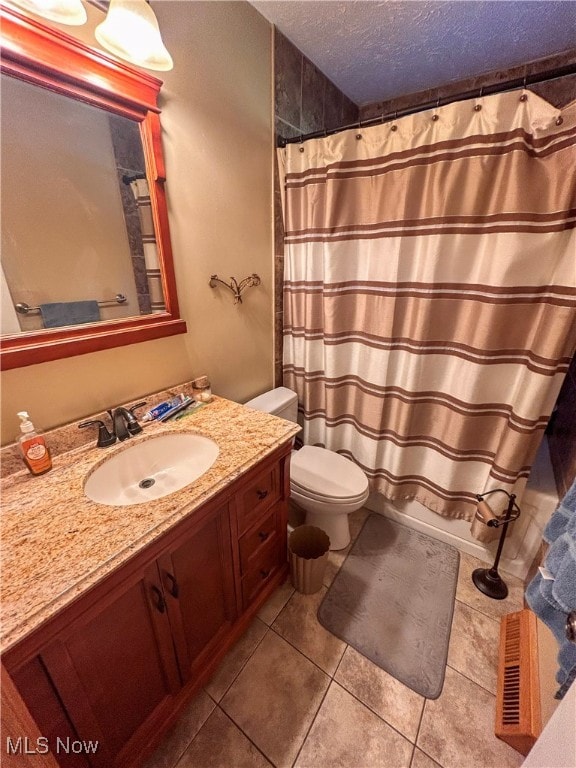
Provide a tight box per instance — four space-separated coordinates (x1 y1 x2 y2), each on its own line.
323 547 350 588
205 618 268 701
295 681 413 768
272 586 347 674
220 630 330 768
334 646 424 742
175 707 272 768
142 690 215 768
410 748 441 768
417 666 523 768
257 579 295 625
447 600 500 693
456 552 524 620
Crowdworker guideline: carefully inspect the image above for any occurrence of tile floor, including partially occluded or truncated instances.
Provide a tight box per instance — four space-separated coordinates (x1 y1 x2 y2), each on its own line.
144 510 526 768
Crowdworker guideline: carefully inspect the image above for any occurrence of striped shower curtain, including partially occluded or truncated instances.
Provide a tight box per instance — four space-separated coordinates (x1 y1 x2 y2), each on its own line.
280 90 576 520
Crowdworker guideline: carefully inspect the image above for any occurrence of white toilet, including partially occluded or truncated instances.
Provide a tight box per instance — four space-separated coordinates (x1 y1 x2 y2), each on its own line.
245 387 369 549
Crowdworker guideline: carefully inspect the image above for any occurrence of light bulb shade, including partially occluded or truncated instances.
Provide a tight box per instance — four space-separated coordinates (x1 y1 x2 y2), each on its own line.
8 0 87 25
95 0 173 72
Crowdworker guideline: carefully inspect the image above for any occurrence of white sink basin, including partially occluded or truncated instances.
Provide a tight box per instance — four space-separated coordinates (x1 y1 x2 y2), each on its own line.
84 433 219 506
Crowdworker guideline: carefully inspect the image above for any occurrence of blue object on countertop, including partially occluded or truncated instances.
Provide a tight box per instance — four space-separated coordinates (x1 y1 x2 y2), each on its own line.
526 476 576 699
158 397 194 422
142 396 185 422
40 301 100 328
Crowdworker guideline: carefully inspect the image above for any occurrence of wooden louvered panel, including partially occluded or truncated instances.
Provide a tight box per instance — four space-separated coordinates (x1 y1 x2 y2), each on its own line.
496 609 542 755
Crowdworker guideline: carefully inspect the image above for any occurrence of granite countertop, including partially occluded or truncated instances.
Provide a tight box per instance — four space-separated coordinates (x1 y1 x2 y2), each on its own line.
0 396 299 653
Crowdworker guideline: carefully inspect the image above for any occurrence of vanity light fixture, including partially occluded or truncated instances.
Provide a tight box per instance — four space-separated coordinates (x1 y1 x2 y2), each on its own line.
7 0 87 25
95 0 173 72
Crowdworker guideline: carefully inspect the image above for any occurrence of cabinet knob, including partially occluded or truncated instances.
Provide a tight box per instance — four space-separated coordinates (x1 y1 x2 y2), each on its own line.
165 572 179 599
258 531 270 542
151 585 166 613
256 489 268 500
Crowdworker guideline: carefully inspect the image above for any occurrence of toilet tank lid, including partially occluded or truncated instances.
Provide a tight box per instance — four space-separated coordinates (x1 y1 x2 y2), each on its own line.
244 387 297 415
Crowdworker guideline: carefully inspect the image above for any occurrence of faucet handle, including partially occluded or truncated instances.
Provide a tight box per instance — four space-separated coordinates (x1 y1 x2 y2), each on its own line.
79 419 116 448
125 401 147 435
128 401 147 416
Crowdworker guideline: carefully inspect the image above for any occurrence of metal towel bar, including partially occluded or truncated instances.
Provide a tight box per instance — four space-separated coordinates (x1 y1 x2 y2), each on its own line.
15 294 127 315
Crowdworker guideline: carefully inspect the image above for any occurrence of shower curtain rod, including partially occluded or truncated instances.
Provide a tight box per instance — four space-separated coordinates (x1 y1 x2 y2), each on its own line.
277 63 576 147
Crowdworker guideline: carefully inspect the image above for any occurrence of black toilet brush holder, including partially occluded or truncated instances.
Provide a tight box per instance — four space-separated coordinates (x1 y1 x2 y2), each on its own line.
472 489 521 600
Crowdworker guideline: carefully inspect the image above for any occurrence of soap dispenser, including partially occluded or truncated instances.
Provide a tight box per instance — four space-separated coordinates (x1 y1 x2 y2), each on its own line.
17 411 53 476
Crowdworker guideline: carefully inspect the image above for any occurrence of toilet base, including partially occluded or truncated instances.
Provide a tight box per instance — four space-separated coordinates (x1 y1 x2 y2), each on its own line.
304 510 350 550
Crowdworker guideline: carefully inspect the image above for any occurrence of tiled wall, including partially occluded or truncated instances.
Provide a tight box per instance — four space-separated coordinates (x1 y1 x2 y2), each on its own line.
358 50 576 121
273 29 358 386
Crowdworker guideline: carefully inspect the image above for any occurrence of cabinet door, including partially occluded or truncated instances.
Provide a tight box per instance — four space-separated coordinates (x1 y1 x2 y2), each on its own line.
40 563 181 768
158 503 237 681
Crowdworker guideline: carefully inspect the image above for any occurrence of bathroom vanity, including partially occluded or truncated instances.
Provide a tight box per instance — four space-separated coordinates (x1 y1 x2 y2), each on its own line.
0 396 299 767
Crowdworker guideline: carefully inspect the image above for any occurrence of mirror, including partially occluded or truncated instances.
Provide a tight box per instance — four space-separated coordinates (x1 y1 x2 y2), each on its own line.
0 5 186 369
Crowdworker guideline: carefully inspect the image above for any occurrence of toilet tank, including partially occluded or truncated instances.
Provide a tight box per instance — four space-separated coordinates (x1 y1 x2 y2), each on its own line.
244 387 298 423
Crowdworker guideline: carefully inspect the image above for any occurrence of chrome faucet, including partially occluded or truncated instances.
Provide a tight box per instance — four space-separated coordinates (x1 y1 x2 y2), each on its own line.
79 401 146 447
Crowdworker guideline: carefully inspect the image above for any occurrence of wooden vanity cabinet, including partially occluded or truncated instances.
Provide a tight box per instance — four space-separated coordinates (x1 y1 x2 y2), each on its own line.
236 464 284 609
3 443 291 768
157 502 237 683
37 562 182 768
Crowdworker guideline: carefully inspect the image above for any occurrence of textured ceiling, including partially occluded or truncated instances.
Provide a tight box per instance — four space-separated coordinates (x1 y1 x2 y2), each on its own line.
250 1 576 106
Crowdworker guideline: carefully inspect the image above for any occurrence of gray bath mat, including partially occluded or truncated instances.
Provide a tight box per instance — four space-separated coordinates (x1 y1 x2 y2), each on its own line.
317 514 460 699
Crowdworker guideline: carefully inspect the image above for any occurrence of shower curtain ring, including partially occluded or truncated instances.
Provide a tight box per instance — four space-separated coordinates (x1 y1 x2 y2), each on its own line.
474 89 483 112
391 111 398 131
520 76 528 101
432 98 440 121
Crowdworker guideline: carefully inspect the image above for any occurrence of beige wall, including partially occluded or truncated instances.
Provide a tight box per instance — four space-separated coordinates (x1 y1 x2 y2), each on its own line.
1 1 274 443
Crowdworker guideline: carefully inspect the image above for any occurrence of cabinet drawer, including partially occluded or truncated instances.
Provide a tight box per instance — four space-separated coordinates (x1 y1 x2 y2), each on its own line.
239 508 278 574
237 465 280 535
241 543 280 608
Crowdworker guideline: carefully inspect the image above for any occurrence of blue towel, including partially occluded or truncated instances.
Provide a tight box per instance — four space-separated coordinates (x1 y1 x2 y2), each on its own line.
550 536 576 614
557 641 576 698
40 301 100 328
525 574 566 645
526 476 576 699
544 477 576 543
544 477 576 614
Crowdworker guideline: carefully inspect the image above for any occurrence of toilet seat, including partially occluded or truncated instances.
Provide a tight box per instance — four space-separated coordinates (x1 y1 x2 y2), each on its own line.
290 446 369 501
291 483 368 504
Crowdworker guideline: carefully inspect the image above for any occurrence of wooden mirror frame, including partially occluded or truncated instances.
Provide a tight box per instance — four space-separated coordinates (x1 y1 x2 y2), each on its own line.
0 4 187 370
